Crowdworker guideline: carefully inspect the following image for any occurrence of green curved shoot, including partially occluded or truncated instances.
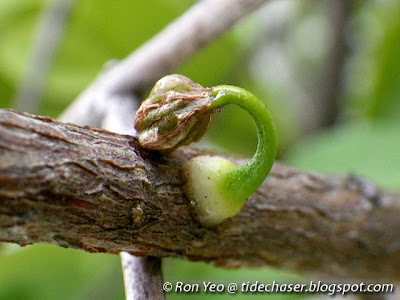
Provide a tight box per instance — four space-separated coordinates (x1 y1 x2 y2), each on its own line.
134 75 277 226
185 85 277 225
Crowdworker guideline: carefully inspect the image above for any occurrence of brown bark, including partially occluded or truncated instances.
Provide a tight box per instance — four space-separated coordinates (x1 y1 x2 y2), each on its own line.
1 109 399 280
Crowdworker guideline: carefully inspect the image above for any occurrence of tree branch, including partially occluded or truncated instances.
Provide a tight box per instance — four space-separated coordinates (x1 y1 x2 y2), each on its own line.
1 109 399 280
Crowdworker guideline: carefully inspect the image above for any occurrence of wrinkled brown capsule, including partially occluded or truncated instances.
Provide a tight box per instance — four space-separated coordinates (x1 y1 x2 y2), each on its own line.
134 74 216 151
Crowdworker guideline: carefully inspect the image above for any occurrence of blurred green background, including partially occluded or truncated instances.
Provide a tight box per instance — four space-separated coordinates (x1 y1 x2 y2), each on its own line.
1 0 399 299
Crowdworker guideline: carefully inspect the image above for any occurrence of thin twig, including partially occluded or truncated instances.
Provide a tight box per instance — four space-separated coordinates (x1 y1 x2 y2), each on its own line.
59 0 270 126
103 0 270 94
13 0 76 113
121 253 165 300
307 0 351 131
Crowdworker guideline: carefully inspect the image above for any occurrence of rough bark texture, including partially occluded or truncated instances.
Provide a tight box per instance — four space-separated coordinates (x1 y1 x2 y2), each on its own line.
1 109 400 280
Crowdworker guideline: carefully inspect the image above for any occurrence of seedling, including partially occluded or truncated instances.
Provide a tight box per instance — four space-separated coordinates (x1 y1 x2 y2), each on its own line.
134 75 277 226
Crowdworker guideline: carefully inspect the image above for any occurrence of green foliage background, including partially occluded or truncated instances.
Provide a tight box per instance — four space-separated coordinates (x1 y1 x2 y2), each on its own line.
0 0 399 299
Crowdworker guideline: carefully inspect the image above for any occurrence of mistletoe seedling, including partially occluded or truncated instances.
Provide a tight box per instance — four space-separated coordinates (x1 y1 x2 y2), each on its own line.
134 75 277 226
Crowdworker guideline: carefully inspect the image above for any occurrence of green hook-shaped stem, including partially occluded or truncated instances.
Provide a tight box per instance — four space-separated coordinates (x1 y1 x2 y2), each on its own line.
211 85 277 203
185 85 277 226
134 75 277 226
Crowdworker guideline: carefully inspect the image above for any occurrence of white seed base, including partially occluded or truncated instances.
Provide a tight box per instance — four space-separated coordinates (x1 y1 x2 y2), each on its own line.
185 156 242 226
